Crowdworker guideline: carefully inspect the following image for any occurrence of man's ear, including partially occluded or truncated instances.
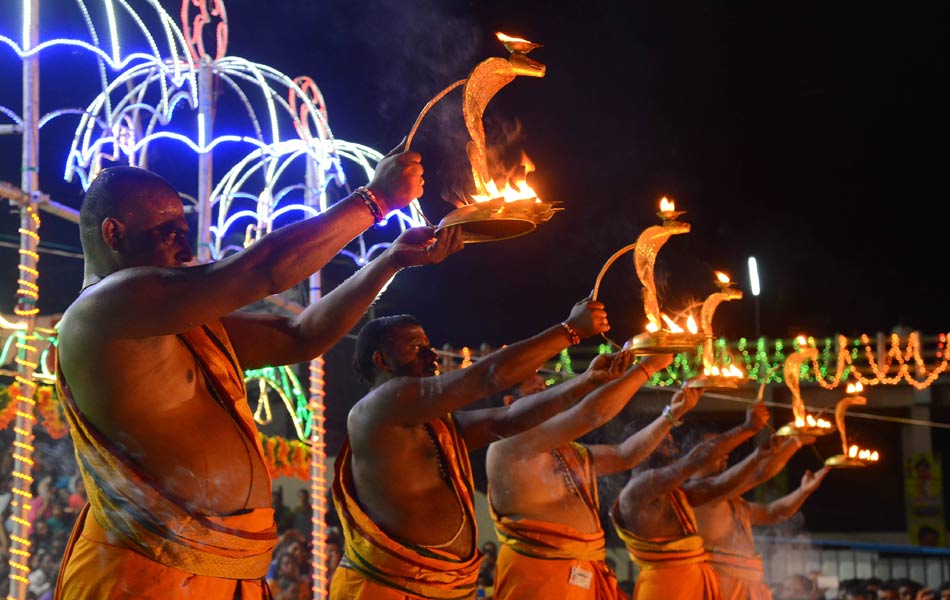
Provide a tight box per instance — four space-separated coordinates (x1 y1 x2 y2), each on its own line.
101 217 124 252
372 350 390 374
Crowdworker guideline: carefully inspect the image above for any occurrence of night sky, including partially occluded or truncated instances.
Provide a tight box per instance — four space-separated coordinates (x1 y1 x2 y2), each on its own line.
2 0 947 349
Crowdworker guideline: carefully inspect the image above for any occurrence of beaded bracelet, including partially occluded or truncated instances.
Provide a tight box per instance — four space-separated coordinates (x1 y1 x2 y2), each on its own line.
662 404 683 427
560 322 581 345
354 186 384 223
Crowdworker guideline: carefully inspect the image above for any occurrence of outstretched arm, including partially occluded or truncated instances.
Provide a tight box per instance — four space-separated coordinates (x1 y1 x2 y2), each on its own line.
589 379 699 476
748 467 829 526
623 434 724 506
224 226 464 369
682 402 770 506
482 351 659 455
70 146 423 343
351 298 609 430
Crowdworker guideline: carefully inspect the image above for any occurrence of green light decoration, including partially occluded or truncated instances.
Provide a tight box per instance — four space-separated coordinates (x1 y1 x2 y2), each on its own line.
245 365 311 442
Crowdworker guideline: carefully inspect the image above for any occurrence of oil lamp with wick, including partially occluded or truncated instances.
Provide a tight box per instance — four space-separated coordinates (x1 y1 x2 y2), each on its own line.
403 32 561 243
686 271 748 389
592 197 706 353
825 382 881 468
775 336 835 436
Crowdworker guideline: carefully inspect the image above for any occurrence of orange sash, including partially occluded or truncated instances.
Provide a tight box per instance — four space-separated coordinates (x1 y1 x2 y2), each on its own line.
611 488 720 600
54 322 277 599
489 443 623 599
331 414 482 599
707 498 771 600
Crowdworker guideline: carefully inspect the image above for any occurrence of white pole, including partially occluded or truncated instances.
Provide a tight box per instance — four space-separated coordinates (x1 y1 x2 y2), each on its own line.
196 56 214 263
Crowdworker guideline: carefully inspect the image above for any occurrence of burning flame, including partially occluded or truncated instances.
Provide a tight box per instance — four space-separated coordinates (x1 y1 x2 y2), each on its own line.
471 152 541 204
657 313 699 334
796 335 809 347
795 414 832 429
659 197 675 212
846 382 864 394
660 313 682 333
703 364 744 378
496 32 531 44
715 271 731 285
646 322 659 333
849 445 880 462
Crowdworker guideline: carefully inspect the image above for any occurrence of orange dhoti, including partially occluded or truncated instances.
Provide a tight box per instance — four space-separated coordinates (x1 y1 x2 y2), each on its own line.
708 550 770 600
490 443 623 600
331 415 482 599
707 498 771 600
54 323 278 599
611 488 720 600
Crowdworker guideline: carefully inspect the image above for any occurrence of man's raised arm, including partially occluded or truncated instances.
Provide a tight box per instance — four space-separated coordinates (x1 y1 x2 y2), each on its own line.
747 467 829 526
682 403 770 506
75 147 422 341
224 226 464 369
479 351 649 455
352 298 609 431
590 381 700 477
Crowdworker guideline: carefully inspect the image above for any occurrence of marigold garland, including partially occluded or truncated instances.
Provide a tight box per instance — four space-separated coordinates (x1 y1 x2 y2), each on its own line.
258 433 311 481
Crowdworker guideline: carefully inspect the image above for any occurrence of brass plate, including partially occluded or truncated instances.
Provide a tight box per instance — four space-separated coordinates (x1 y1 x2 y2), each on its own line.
625 330 706 354
825 454 872 468
774 422 837 437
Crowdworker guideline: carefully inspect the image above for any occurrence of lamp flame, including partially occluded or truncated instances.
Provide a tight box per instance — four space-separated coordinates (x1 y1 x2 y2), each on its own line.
715 271 731 285
846 382 864 394
686 314 698 334
471 152 540 204
659 197 675 212
496 32 531 44
661 313 683 333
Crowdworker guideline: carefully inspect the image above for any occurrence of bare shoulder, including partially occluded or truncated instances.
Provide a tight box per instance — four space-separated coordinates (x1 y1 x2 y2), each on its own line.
347 376 423 429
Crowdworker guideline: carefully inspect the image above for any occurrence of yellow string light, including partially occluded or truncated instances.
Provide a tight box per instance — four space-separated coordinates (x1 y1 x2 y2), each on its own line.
309 356 328 600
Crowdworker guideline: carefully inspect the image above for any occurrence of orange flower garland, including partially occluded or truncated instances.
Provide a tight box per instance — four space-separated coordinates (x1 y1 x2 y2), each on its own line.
0 383 21 431
35 386 68 439
259 433 311 481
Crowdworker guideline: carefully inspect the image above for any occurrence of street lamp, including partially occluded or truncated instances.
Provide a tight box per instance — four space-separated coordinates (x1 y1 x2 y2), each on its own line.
748 256 761 338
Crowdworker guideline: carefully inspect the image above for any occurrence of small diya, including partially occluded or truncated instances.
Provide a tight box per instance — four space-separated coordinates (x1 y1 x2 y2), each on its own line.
685 363 747 389
824 383 880 468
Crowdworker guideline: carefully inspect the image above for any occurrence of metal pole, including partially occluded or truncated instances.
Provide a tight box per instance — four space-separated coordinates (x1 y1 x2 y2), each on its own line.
195 56 214 263
7 1 41 598
305 157 328 599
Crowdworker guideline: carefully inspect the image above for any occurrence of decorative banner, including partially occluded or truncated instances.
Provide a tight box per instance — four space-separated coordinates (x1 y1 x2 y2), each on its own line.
905 452 945 547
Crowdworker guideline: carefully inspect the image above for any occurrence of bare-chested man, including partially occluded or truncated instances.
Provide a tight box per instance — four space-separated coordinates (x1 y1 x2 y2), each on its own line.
691 429 828 600
610 400 770 600
330 299 612 599
54 147 463 599
485 352 688 600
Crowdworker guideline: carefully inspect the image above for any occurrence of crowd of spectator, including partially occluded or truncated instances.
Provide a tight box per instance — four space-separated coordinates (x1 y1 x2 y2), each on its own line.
0 428 83 599
776 574 950 600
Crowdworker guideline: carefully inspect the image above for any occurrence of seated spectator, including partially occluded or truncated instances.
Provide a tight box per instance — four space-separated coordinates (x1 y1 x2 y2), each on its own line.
66 478 86 514
266 551 309 600
779 573 818 600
